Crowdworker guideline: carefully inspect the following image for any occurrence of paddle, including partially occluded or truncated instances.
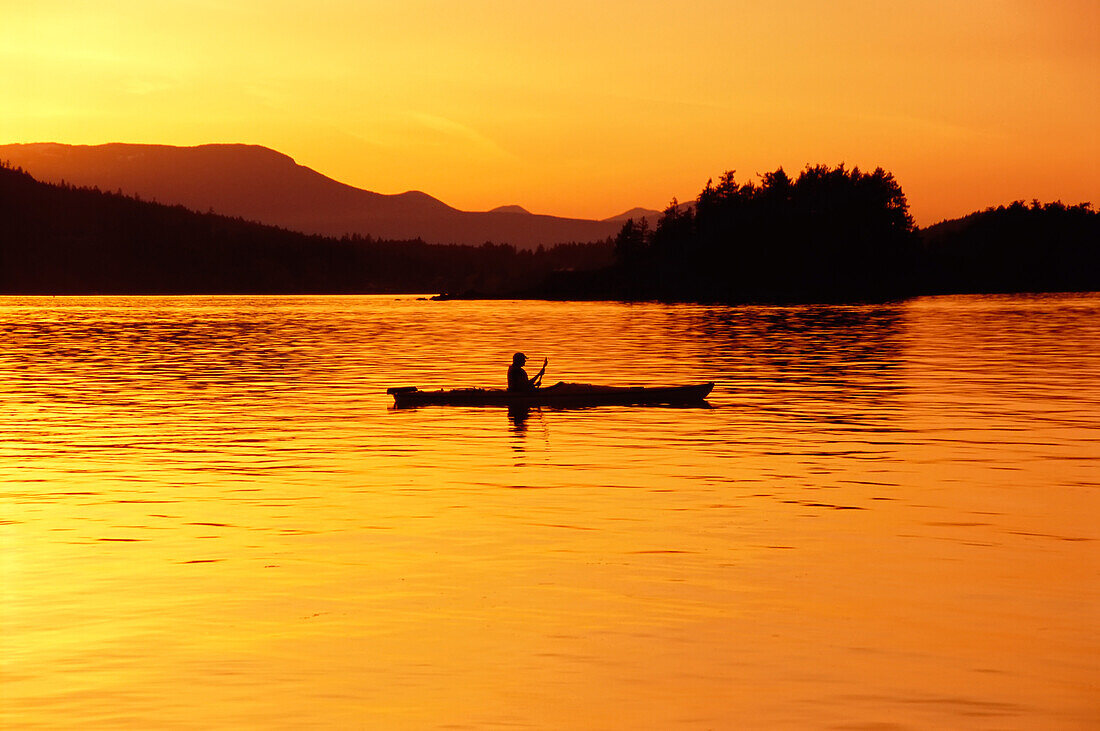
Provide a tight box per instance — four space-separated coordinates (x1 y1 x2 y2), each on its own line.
533 357 548 388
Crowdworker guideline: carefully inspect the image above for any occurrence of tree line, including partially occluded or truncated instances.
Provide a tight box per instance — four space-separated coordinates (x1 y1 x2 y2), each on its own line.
0 163 611 294
552 164 1098 302
605 164 917 301
917 200 1099 295
2 161 1095 299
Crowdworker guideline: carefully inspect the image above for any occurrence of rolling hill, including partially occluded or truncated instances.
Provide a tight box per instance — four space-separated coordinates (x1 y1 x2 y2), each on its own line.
0 162 613 294
0 143 623 249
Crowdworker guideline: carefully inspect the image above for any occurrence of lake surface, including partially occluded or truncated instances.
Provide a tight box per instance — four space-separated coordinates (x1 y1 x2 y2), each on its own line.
1 294 1097 729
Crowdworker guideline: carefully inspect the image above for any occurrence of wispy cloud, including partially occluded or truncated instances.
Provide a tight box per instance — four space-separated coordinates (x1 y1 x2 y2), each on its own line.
403 111 514 160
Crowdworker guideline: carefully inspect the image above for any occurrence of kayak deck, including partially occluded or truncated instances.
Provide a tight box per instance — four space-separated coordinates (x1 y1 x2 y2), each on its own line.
388 382 714 408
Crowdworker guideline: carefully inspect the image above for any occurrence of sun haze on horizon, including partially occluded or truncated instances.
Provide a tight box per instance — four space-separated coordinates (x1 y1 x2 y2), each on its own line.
3 0 1097 225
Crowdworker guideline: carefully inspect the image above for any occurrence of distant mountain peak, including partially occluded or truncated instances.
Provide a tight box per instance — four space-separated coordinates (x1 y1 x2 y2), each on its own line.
603 206 662 222
488 204 531 214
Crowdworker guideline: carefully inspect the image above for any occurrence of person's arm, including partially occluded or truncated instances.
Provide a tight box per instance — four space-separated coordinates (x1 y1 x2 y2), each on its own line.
532 358 548 387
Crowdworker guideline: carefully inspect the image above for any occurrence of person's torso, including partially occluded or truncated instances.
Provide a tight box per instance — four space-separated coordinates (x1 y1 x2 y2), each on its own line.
507 364 529 391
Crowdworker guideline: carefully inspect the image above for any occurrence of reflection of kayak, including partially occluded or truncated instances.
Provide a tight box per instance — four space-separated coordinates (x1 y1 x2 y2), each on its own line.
388 382 715 408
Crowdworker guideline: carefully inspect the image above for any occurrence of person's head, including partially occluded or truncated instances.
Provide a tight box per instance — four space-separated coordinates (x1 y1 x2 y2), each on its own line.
512 352 526 366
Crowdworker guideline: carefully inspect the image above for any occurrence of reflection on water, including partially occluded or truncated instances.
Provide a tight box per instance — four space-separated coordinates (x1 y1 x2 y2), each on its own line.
508 404 533 435
688 303 906 426
1 294 1098 729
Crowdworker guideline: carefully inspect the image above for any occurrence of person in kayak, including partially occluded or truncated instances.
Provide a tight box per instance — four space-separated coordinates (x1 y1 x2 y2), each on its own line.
508 352 547 392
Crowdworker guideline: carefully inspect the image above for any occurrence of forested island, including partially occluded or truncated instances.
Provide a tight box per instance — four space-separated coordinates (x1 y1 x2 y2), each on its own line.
533 165 1099 302
1 161 1096 299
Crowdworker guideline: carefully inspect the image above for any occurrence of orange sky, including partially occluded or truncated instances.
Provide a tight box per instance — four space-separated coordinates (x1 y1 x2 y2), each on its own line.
2 0 1097 224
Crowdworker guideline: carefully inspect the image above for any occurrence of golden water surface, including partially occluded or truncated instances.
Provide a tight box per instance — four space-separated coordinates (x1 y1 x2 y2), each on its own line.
1 294 1097 729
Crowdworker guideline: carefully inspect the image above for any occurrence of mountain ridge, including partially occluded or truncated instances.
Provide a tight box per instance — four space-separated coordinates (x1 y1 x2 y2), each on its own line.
603 206 663 222
0 161 614 294
0 142 622 248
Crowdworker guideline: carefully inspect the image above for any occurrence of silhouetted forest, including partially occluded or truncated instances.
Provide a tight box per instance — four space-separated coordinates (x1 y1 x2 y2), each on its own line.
607 165 917 301
918 200 1100 295
0 164 612 294
1 162 1096 298
531 164 1098 301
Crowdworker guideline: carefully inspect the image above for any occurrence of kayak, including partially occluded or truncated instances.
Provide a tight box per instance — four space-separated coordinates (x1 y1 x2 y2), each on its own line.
388 382 714 408
388 382 715 408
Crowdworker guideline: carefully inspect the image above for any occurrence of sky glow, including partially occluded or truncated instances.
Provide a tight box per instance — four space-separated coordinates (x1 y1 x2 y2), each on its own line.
2 0 1097 223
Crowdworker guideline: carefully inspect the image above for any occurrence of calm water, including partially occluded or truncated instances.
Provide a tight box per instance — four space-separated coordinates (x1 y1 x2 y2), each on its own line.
1 294 1097 729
